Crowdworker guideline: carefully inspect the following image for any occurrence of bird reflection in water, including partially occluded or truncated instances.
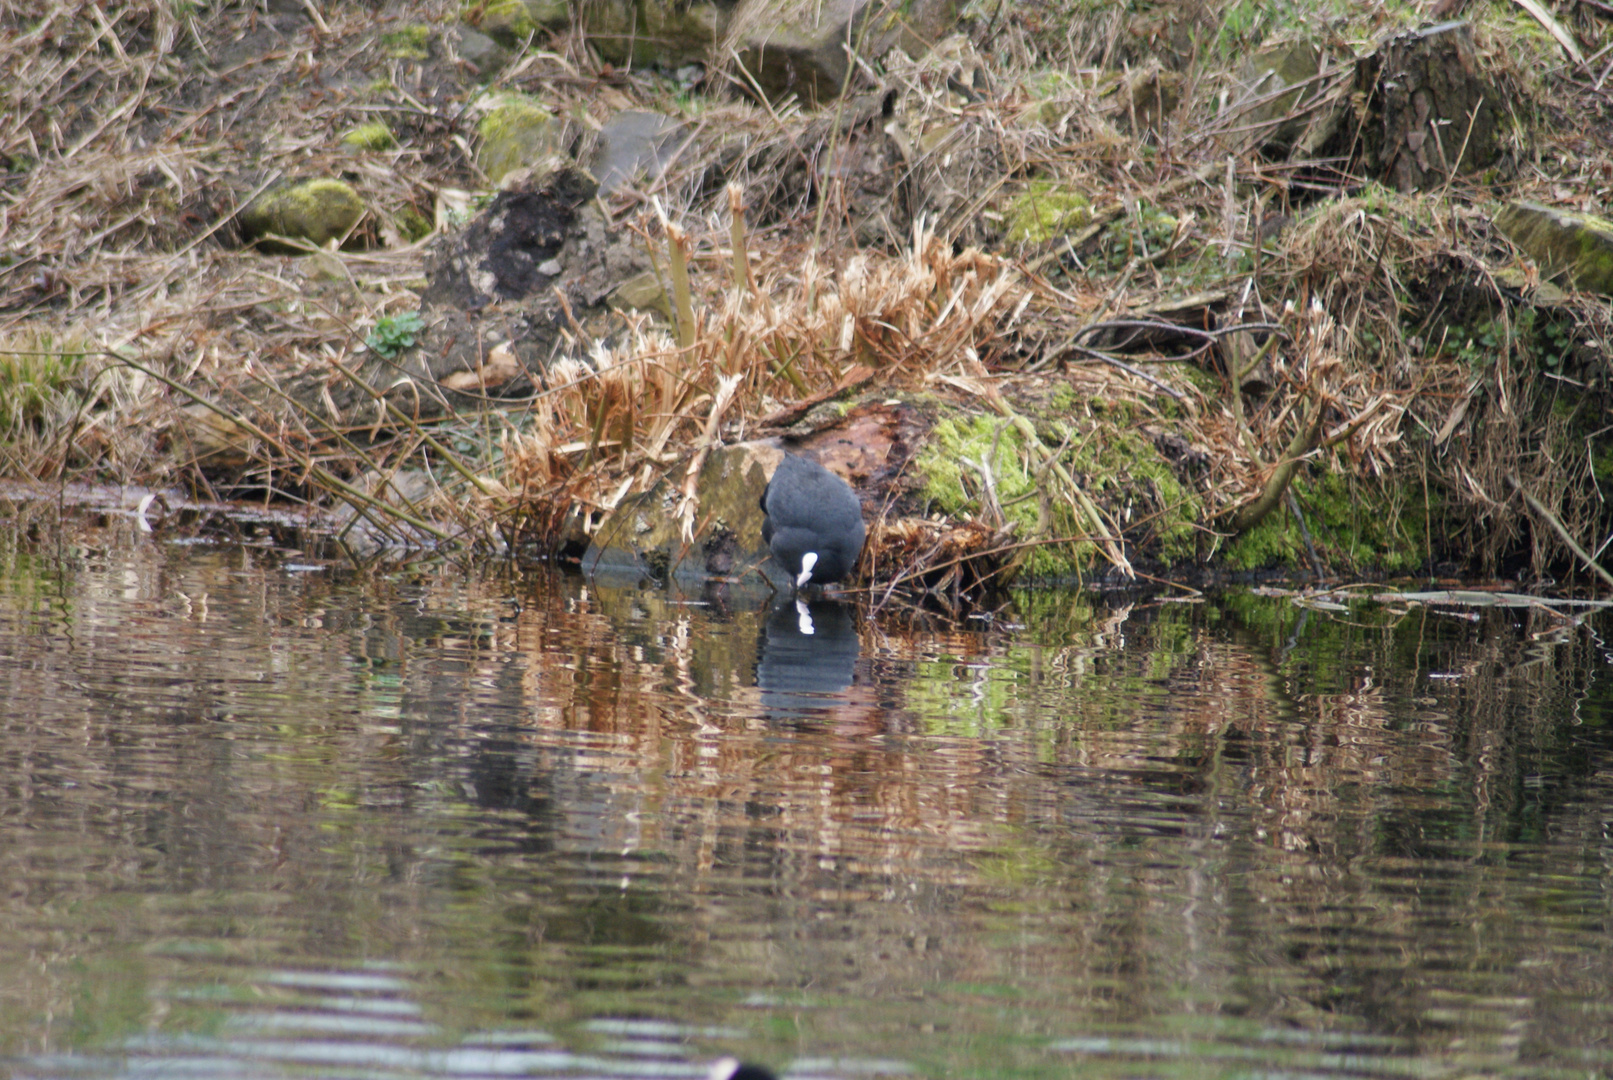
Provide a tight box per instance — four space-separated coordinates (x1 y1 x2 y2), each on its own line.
755 595 860 720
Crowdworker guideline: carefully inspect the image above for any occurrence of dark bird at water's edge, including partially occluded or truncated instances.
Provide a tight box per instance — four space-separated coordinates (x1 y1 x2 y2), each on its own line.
708 1059 779 1080
760 453 866 590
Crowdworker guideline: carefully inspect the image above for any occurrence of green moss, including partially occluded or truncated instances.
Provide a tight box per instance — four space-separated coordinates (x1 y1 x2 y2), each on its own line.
1571 221 1613 293
381 24 431 59
1004 181 1090 246
393 206 433 243
476 94 557 184
475 0 536 48
1223 470 1426 573
920 414 1081 580
240 178 365 250
1065 425 1201 564
1021 69 1079 124
341 122 395 151
1593 445 1613 482
917 406 1204 582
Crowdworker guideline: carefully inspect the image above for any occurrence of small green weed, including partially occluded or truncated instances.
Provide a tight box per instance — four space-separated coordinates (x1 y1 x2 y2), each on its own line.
446 191 495 228
1539 312 1575 368
1 337 87 438
366 311 425 358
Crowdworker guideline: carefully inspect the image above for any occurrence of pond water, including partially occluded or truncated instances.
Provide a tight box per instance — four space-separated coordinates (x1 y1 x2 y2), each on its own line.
2 500 1612 1080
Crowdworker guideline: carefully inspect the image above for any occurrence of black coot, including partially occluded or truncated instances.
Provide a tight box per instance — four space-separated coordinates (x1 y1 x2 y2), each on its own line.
708 1060 778 1080
760 453 866 589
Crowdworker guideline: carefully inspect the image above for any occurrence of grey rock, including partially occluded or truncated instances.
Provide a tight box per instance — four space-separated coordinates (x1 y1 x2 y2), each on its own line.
725 0 958 103
455 27 510 75
1493 202 1613 296
589 110 689 196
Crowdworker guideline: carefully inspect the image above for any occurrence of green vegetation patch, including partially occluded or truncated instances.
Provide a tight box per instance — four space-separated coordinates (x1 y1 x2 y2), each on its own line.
366 311 425 358
1003 180 1091 246
920 413 1083 580
1 335 90 438
1224 469 1427 573
341 122 396 151
918 405 1203 582
380 25 430 59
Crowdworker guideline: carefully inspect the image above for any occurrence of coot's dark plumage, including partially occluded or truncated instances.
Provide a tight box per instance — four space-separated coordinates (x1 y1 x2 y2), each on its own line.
708 1061 779 1080
760 453 865 589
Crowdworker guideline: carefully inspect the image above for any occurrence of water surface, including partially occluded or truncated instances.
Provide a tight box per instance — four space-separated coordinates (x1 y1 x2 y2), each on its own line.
1 504 1610 1080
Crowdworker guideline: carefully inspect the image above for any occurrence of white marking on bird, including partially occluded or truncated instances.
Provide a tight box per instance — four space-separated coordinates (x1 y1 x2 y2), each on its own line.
796 550 818 588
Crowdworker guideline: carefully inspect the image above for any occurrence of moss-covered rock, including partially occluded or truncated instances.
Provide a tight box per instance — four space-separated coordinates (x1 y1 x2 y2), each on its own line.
380 24 431 59
341 122 395 151
455 26 508 75
577 0 725 69
476 94 559 185
585 441 791 585
725 0 959 102
1223 470 1426 574
1493 201 1613 296
239 178 365 250
475 0 537 47
609 270 673 321
393 206 434 244
472 0 566 48
525 0 568 29
1223 40 1324 153
1004 181 1091 246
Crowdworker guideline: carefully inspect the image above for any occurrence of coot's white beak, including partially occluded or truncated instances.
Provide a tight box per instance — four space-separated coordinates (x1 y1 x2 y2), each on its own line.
795 551 818 588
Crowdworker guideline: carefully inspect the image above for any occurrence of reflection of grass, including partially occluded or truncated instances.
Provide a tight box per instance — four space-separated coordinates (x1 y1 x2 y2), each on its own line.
62 945 153 1049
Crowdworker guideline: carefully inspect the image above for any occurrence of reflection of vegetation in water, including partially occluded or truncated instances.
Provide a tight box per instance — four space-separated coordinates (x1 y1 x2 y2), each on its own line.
3 535 1612 1074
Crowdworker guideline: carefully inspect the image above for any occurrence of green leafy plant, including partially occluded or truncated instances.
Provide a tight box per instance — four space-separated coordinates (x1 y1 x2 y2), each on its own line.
1541 313 1574 368
365 311 425 358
